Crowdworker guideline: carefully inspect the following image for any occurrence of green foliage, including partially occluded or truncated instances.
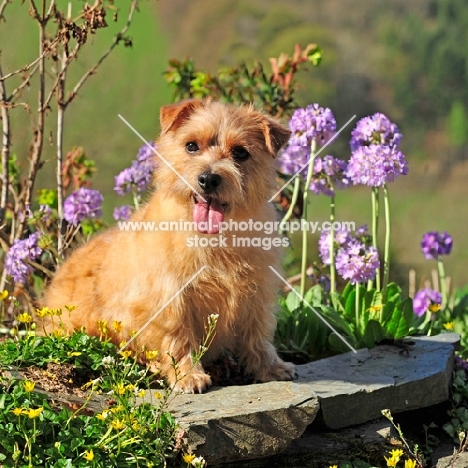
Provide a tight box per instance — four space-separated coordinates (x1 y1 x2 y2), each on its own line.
448 101 468 147
444 367 468 449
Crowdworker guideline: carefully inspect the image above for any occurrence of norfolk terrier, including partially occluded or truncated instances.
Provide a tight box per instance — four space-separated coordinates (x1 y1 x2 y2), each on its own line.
44 99 296 393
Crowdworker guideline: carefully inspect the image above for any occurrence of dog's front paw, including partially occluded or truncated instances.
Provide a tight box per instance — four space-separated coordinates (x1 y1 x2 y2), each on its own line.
256 359 297 383
174 370 212 394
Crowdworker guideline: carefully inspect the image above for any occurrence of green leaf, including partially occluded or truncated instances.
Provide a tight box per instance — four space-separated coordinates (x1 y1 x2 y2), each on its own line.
304 284 323 306
386 297 414 339
307 45 322 66
37 189 58 208
285 289 301 313
363 320 386 348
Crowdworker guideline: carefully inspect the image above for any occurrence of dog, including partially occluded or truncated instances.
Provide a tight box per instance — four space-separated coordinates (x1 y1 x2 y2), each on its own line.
44 99 296 393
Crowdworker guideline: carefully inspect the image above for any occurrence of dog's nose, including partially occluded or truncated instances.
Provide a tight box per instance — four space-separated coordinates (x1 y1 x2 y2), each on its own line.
198 171 221 193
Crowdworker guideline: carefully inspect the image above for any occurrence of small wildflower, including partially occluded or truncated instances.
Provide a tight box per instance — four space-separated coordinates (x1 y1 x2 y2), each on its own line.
67 351 82 357
111 419 125 430
64 188 103 226
130 330 138 337
82 449 94 461
24 380 35 392
52 329 64 338
421 231 453 260
119 350 132 359
17 313 33 323
112 320 123 332
35 307 50 318
191 456 206 468
11 407 24 416
119 340 127 349
183 454 196 464
126 383 136 392
0 290 8 300
110 404 124 414
113 204 132 221
329 466 338 468
5 232 43 283
137 389 147 398
114 383 126 395
96 410 109 421
444 321 455 330
101 356 116 367
154 391 163 399
97 320 108 334
64 304 77 313
27 407 43 419
405 460 417 468
384 449 403 467
413 288 442 316
145 350 158 360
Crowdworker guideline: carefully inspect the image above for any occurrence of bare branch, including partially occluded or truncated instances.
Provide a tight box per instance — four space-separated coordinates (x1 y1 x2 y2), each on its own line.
9 64 40 100
0 46 53 82
0 0 12 22
0 63 10 226
65 0 139 106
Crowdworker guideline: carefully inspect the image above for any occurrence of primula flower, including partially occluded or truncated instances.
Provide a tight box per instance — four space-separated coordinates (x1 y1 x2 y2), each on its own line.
114 142 156 195
309 155 350 197
113 204 132 221
318 229 352 265
350 113 402 151
413 288 442 316
420 231 453 260
63 188 103 226
335 240 380 285
346 145 408 187
5 232 43 283
277 145 309 176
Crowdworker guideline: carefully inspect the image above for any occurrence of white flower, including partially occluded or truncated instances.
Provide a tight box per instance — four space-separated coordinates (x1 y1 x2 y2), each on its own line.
191 456 206 468
101 356 115 367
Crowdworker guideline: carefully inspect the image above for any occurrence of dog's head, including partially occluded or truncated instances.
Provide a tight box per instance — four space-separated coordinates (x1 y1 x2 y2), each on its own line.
155 100 290 233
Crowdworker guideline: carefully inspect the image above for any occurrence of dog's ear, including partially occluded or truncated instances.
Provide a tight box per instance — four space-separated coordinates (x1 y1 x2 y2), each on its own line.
262 116 291 157
160 99 205 135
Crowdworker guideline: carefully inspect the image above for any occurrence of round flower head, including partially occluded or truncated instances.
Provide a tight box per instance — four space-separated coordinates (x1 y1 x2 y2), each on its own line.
346 145 408 187
421 231 453 260
63 188 103 226
413 288 442 316
309 155 350 197
277 145 309 176
113 204 132 221
335 240 380 285
318 228 352 265
288 104 336 147
350 113 402 151
115 142 156 195
5 232 43 283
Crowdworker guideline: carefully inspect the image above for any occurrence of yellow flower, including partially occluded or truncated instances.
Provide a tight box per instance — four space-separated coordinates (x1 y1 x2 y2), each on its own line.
137 389 147 398
11 407 24 416
96 410 109 421
53 308 63 316
130 330 138 337
443 321 455 330
97 320 108 334
111 419 125 430
329 466 338 468
428 302 441 313
0 290 8 300
145 350 158 360
154 391 163 399
27 407 43 419
67 351 82 357
64 305 77 313
385 449 403 467
183 453 196 464
114 383 126 395
405 460 417 468
82 449 94 461
119 340 127 349
35 307 50 318
126 384 136 392
112 320 123 332
119 350 132 359
52 329 64 338
24 380 35 392
110 404 124 414
17 313 33 323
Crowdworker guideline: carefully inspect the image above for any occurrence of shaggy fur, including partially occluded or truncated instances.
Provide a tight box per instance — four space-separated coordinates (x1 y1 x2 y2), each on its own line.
43 100 296 393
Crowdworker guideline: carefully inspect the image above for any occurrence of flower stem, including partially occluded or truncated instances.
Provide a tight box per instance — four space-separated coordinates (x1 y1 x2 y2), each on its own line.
329 195 336 294
279 176 301 234
370 187 380 291
382 184 391 296
438 258 447 308
300 139 317 298
355 283 360 333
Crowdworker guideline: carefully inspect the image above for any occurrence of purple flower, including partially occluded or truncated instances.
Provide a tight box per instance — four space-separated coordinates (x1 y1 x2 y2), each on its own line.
64 188 103 226
350 113 402 151
413 288 442 316
318 229 352 265
421 231 453 260
335 240 380 284
113 204 132 221
277 145 309 176
346 145 408 187
5 232 42 283
309 155 350 197
288 104 337 147
115 142 156 195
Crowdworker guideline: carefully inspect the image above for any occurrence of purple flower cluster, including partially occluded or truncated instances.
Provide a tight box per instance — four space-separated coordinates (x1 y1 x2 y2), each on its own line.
5 232 42 283
335 240 380 285
288 104 337 147
64 188 103 226
319 228 351 265
309 155 350 197
278 145 309 176
113 204 132 221
114 142 156 195
350 113 402 151
347 113 408 187
420 231 453 260
413 288 442 316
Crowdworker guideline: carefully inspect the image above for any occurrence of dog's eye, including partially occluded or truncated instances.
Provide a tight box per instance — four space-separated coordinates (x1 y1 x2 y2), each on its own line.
186 141 199 154
232 146 250 161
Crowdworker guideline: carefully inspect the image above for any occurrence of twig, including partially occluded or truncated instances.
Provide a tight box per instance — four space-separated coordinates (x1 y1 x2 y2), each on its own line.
0 63 10 226
0 0 11 22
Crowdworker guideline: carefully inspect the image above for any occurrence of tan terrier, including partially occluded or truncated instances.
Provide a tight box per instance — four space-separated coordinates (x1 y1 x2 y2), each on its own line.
44 99 296 393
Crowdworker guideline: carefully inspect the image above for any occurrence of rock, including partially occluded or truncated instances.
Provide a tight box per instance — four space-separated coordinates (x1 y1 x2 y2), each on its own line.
436 452 468 468
296 333 459 429
168 381 319 465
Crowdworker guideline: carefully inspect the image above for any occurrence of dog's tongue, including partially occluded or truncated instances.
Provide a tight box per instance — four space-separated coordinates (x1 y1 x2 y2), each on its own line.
193 198 224 234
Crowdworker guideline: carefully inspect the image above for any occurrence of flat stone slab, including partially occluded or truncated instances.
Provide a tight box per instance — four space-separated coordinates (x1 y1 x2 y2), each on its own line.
296 333 459 429
168 381 319 465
